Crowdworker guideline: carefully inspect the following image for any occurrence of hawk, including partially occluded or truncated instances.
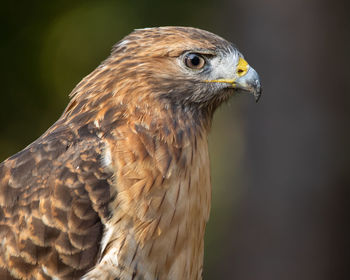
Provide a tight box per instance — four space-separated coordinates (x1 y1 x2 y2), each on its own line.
0 27 261 279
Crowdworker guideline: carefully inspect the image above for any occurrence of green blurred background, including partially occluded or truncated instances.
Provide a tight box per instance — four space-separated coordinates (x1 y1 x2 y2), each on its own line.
1 0 349 279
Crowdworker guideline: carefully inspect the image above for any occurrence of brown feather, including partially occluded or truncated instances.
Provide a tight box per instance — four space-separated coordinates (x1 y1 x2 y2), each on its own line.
0 26 254 279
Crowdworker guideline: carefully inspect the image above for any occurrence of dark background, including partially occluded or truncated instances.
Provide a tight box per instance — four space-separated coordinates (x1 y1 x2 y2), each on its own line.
1 1 349 279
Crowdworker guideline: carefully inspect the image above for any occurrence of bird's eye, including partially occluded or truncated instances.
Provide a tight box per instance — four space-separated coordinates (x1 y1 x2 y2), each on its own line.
184 53 206 70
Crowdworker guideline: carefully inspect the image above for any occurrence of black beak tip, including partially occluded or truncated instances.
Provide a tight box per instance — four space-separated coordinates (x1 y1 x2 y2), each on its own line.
254 85 262 103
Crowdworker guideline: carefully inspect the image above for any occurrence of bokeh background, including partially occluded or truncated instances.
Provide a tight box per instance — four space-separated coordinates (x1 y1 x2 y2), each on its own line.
1 0 349 279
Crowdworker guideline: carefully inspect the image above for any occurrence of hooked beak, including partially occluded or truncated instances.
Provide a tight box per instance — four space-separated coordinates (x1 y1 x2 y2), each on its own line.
205 58 262 102
235 66 262 102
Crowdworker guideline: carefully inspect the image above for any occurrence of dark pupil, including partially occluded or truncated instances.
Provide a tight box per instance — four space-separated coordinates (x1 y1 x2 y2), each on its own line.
190 55 200 66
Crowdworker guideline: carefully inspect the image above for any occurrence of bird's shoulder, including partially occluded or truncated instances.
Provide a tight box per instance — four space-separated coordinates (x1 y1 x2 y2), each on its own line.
0 123 115 279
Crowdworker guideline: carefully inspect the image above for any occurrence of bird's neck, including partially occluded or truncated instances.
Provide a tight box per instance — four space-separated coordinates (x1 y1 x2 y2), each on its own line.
84 101 212 280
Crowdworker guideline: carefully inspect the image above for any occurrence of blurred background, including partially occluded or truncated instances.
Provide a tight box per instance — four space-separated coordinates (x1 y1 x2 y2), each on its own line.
1 0 349 279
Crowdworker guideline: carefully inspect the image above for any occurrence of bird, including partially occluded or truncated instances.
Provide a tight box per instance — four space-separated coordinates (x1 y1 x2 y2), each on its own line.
0 26 261 280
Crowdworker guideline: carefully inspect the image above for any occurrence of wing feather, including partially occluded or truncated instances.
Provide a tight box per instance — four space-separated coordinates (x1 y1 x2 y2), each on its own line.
0 124 114 279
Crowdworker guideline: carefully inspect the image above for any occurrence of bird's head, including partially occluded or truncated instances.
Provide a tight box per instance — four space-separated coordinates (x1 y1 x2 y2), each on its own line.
105 27 261 110
67 27 261 131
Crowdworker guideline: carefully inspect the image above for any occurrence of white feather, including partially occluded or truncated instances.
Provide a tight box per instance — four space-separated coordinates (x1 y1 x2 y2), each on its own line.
102 142 112 168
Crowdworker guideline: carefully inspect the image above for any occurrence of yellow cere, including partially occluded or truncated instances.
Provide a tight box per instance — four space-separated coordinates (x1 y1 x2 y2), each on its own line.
236 57 248 77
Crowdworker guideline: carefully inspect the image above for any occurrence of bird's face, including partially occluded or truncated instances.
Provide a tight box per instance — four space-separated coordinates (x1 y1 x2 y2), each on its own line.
175 47 262 105
105 27 261 113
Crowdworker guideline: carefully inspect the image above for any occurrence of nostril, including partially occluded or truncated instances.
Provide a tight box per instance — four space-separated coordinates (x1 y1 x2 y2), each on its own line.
237 69 246 76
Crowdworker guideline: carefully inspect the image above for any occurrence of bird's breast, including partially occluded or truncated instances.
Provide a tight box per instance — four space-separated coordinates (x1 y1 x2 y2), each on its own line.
85 125 211 280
